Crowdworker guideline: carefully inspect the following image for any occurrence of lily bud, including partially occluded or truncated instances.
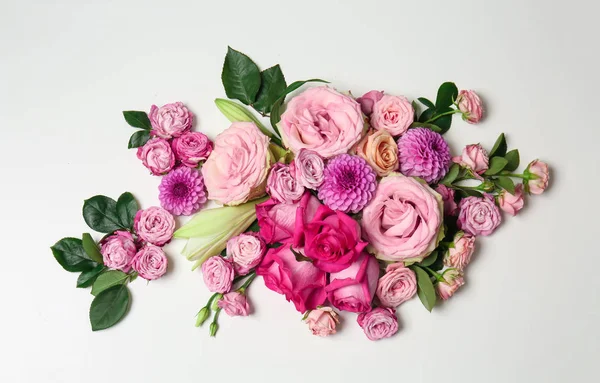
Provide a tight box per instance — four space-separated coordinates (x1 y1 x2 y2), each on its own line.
195 307 210 327
209 321 219 337
214 98 273 139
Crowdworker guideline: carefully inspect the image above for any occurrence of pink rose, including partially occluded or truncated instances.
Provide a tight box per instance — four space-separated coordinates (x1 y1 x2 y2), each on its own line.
453 144 489 177
356 90 384 115
457 194 501 236
201 256 234 293
293 149 325 189
435 184 458 216
134 206 176 246
361 173 443 263
255 192 321 244
132 244 168 280
525 160 549 195
202 122 271 205
257 246 326 313
325 252 379 313
457 90 483 124
171 132 213 168
498 184 525 216
353 129 399 177
226 233 266 275
376 263 417 308
294 205 367 273
149 102 193 138
436 269 464 300
279 87 364 158
370 95 414 136
443 232 475 271
218 292 250 317
136 138 175 176
100 231 137 273
266 162 305 204
304 307 340 337
357 307 399 341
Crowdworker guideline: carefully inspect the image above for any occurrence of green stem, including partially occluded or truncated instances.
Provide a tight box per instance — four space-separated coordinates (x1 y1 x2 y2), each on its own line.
239 272 257 291
423 266 444 282
500 172 526 179
424 109 462 124
206 292 220 308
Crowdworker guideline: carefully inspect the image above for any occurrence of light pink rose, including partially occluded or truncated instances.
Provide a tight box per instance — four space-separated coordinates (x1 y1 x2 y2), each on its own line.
457 90 483 124
436 269 464 300
357 307 399 341
457 194 501 236
325 252 379 313
443 232 475 271
266 162 305 204
101 231 137 273
202 122 271 205
376 263 417 308
453 144 488 178
361 173 443 263
279 87 364 158
136 138 175 176
226 233 265 275
353 129 399 177
134 206 176 246
435 184 458 216
356 90 384 115
293 149 325 189
132 244 168 280
370 95 414 136
201 256 234 293
218 292 250 317
526 160 549 195
171 132 213 168
498 184 525 216
149 102 193 138
305 307 340 337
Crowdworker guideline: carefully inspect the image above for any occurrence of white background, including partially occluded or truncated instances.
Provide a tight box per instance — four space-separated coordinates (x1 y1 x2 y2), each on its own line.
1 0 599 382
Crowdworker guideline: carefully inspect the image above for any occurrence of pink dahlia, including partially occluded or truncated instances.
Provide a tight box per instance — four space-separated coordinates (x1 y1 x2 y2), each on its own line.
318 154 377 213
159 167 207 216
397 128 451 184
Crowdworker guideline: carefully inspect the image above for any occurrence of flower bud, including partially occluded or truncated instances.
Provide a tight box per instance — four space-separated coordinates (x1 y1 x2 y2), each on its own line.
214 98 273 138
195 307 210 327
211 294 223 310
209 321 219 337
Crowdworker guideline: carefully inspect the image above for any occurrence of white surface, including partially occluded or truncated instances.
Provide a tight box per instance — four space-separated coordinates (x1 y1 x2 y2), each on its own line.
1 0 599 382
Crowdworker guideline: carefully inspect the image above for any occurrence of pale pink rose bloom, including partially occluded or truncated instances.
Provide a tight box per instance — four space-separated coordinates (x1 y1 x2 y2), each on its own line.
226 233 265 275
293 149 325 190
498 184 525 216
134 206 176 246
149 102 193 138
457 194 501 236
171 132 213 168
132 244 168 280
526 160 550 195
266 162 305 204
370 95 414 136
136 138 175 176
304 307 340 337
435 184 458 216
325 252 379 313
218 292 250 317
457 90 483 124
356 90 384 115
376 263 417 308
436 269 465 300
452 144 489 178
201 256 234 293
101 231 137 273
357 307 399 341
443 232 475 271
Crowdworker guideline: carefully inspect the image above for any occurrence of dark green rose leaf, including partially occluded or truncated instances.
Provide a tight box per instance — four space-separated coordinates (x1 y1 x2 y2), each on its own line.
127 130 150 149
435 82 458 109
222 46 262 105
412 265 437 312
431 106 453 134
91 270 129 296
89 284 130 331
441 163 460 186
419 251 439 267
82 233 104 264
253 65 287 114
495 176 516 195
82 195 125 233
418 108 435 123
116 192 138 230
458 188 483 198
409 122 442 132
504 149 520 172
489 133 507 158
51 237 98 272
484 157 509 175
418 97 435 109
77 265 105 288
122 111 152 130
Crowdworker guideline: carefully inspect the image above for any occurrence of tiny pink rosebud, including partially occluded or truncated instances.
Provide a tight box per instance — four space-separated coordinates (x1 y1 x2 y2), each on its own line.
456 90 483 124
436 269 465 300
304 307 340 337
498 184 525 216
443 232 475 271
525 160 549 195
356 90 384 115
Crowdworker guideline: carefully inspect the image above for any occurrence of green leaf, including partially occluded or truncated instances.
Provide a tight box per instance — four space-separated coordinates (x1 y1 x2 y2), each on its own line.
270 79 329 129
484 157 509 175
116 192 138 230
419 251 438 267
495 176 516 195
82 233 104 264
435 82 458 109
127 130 150 149
77 265 104 288
458 188 483 198
247 219 260 233
122 111 152 130
82 195 125 233
431 106 453 134
409 122 442 132
214 98 274 139
412 265 436 312
221 46 261 105
253 65 287 114
290 246 313 263
441 164 460 186
489 133 507 158
418 97 435 109
418 108 435 123
504 149 520 172
283 79 328 95
91 270 129 296
89 285 130 331
51 238 98 272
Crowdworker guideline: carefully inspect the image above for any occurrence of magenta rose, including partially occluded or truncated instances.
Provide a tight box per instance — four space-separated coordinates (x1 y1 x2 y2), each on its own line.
357 307 399 341
149 102 193 138
356 90 384 115
370 95 414 136
256 246 326 313
134 206 176 246
436 269 464 300
132 244 168 280
457 194 501 236
171 132 213 168
293 149 325 189
201 256 234 293
498 184 525 216
279 87 364 158
266 162 305 204
453 144 488 178
218 292 250 317
101 231 137 272
443 232 475 271
226 233 266 275
136 137 175 176
325 252 379 313
525 160 550 195
376 263 417 308
457 90 483 124
294 205 367 273
435 184 458 216
304 307 340 337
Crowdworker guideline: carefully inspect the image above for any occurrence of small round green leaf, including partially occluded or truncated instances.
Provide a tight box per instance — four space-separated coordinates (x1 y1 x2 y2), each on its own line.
90 285 130 331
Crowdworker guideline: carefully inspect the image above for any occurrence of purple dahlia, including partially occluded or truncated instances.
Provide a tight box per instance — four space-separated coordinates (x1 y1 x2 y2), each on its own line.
397 128 451 183
159 167 207 216
318 154 377 213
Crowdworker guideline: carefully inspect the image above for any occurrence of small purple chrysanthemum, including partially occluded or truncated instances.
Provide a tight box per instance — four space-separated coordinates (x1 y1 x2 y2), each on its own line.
159 167 207 216
318 154 377 213
397 128 451 183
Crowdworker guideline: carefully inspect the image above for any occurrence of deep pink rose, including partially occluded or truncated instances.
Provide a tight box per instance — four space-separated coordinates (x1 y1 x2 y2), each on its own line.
370 95 414 136
435 184 458 216
201 256 234 293
171 132 213 168
294 205 367 273
136 137 175 175
266 162 305 204
498 184 525 216
356 90 384 115
457 194 501 236
256 246 326 313
218 292 250 317
255 192 321 244
443 232 475 271
457 90 483 124
361 173 443 263
132 244 168 280
149 102 193 138
376 263 417 308
293 149 325 189
325 252 379 313
305 307 339 337
436 269 464 300
226 233 265 275
134 206 176 246
525 160 549 195
279 87 364 158
101 231 137 273
453 144 488 178
357 307 399 341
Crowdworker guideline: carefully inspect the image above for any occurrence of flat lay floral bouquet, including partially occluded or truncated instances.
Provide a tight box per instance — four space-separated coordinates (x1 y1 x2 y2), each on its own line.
52 47 550 340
